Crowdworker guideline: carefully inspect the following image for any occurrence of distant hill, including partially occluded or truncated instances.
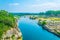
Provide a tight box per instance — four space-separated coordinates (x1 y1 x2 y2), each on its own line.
10 10 60 17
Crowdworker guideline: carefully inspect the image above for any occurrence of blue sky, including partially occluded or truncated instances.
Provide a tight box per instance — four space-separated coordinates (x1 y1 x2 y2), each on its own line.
0 0 60 13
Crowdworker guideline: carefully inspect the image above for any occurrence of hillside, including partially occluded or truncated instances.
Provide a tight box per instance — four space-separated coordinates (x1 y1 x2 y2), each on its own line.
0 10 22 40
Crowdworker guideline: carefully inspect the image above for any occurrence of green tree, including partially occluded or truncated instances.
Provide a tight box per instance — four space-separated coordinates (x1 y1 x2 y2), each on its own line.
0 10 16 39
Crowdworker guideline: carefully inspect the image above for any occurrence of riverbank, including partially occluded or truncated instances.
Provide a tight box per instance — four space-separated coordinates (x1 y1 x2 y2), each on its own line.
2 27 22 40
1 17 22 40
0 10 22 40
37 17 60 37
38 24 60 37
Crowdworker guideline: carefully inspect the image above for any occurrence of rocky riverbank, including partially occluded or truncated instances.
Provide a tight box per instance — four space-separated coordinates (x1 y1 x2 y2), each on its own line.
2 27 22 40
38 24 60 37
38 18 60 37
1 17 22 40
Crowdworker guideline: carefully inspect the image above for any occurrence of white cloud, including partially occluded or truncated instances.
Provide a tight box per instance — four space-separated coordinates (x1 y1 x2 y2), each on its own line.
31 2 60 7
9 3 20 6
8 2 60 12
29 2 60 12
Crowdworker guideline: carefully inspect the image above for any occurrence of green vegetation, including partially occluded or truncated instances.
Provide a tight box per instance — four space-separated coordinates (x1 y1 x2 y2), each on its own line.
12 10 60 17
0 10 16 39
41 20 46 25
11 34 15 40
38 20 47 26
29 16 37 19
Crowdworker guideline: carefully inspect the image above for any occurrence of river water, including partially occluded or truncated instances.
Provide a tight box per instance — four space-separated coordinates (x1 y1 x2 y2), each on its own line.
18 17 60 40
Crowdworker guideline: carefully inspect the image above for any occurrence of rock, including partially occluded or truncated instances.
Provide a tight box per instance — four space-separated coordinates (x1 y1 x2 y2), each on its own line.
2 27 22 40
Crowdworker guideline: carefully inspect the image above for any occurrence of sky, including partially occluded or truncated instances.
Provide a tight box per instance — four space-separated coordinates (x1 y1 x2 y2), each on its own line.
0 0 60 13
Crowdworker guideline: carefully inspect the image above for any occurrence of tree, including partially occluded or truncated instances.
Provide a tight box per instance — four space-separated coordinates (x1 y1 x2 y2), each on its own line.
0 10 16 39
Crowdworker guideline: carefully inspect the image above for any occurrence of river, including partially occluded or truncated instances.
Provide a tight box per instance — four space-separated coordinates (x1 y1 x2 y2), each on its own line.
18 17 60 40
